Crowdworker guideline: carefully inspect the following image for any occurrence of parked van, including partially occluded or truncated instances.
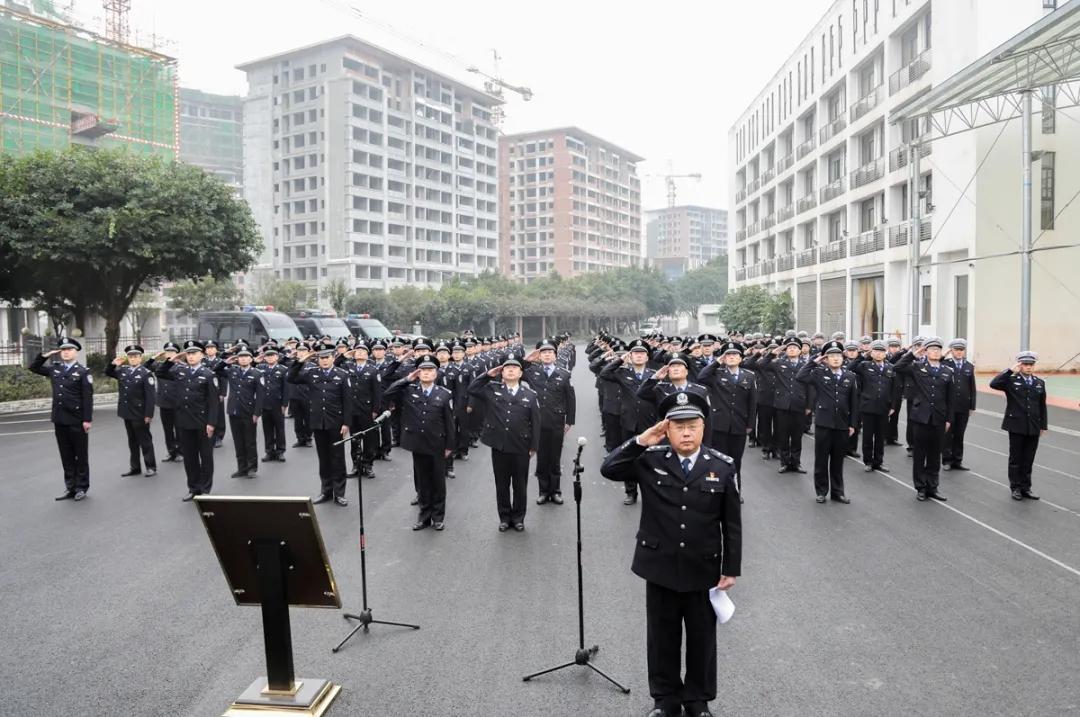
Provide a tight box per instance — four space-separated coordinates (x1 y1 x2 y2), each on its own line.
344 314 393 341
196 308 301 346
289 309 351 339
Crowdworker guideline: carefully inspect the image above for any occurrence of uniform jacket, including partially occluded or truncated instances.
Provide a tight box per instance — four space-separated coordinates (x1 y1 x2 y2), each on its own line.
29 355 93 425
382 379 455 455
105 363 156 421
796 362 859 430
696 361 758 435
283 357 310 403
894 353 955 427
601 438 742 592
523 362 576 427
597 360 657 432
849 356 899 415
445 362 473 422
744 354 776 407
989 370 1048 435
203 355 229 397
213 364 265 418
343 361 382 418
467 373 542 454
154 361 220 429
286 362 353 431
257 363 291 409
589 355 623 415
635 378 712 436
753 353 812 412
943 357 977 412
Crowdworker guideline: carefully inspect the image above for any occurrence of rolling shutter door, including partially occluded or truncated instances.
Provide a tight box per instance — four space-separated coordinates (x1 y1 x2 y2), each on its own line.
796 281 817 332
820 276 847 336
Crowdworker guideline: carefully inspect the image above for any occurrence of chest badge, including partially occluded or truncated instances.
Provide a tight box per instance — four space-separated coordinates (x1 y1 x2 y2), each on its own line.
705 472 720 482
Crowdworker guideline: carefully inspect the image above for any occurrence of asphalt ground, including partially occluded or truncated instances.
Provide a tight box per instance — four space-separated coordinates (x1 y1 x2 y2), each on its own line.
1 351 1079 717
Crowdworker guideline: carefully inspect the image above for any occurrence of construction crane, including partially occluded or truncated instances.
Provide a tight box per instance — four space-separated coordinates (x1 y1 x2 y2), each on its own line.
646 170 702 208
467 50 533 126
102 0 131 44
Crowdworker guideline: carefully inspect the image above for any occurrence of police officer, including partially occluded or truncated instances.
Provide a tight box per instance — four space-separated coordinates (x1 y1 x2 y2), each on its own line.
885 338 905 445
343 342 382 479
523 340 576 505
894 337 954 502
796 341 857 504
154 341 182 462
287 342 352 506
106 344 157 477
600 391 740 717
753 337 810 474
203 340 228 448
989 352 1047 500
598 339 658 505
590 340 626 453
383 355 455 530
369 339 399 460
746 338 777 459
287 341 313 449
468 357 542 532
256 344 289 463
29 337 93 501
697 342 757 496
214 344 264 479
636 354 712 436
942 338 976 471
448 340 474 463
153 340 219 501
849 340 898 472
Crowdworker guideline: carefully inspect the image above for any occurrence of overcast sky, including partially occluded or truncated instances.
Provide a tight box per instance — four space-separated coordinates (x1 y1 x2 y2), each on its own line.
77 0 829 210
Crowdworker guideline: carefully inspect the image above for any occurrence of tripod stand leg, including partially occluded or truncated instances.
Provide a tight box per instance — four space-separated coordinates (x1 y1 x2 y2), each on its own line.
331 621 367 653
521 660 578 682
585 662 631 694
368 619 420 630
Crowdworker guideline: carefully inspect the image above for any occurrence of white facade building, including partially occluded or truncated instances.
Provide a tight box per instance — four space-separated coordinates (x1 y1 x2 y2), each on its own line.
728 0 1080 368
646 205 728 280
237 36 502 297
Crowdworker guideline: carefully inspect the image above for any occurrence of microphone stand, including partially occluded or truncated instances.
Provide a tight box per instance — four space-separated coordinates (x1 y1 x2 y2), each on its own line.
522 441 630 693
331 419 420 653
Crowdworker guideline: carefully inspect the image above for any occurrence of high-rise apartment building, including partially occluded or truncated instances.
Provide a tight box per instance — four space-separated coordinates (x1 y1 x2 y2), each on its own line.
728 0 1080 367
237 36 501 295
499 128 643 280
179 88 243 189
646 205 728 280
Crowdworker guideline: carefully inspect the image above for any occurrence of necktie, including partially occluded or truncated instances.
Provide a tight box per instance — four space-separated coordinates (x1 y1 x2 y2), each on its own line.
635 373 642 381
681 457 691 479
424 388 431 397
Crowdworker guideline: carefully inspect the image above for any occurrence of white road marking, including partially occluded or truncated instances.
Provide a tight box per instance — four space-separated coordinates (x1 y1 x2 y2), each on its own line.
966 421 1080 457
0 430 54 437
0 418 49 424
975 407 1080 438
960 468 1080 520
964 441 1080 482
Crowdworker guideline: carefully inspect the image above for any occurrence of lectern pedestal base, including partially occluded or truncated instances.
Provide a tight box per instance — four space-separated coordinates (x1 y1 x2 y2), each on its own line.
223 677 341 717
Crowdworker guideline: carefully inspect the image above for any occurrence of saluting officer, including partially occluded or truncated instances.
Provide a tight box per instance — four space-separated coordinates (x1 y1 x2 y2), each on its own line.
106 344 157 477
343 342 382 479
154 341 182 462
523 340 577 506
601 391 740 717
448 341 474 463
383 354 455 530
989 351 1047 500
369 339 399 461
153 340 219 501
796 341 858 504
287 342 352 506
29 337 94 501
942 338 976 471
753 337 811 474
697 342 757 497
636 354 712 436
214 344 264 479
590 340 626 453
287 340 313 449
598 339 658 505
203 340 228 448
894 337 954 502
849 340 898 472
468 357 542 532
885 338 905 445
255 344 289 463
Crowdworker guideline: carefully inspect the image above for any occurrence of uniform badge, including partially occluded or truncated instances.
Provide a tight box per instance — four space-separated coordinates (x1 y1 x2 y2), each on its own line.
676 392 688 405
705 472 720 482
86 374 93 384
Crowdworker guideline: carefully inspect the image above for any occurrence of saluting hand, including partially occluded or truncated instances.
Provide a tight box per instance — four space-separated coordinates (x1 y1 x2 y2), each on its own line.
1011 363 1022 373
111 356 125 366
408 369 421 381
487 366 503 378
638 419 669 447
524 349 541 363
653 365 669 380
44 349 61 358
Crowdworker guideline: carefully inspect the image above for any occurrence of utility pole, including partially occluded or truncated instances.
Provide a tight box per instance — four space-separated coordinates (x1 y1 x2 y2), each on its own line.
908 141 921 342
1020 89 1033 351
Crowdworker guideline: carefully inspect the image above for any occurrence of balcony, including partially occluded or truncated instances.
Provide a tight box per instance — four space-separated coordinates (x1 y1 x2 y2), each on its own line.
889 49 932 95
746 263 761 279
796 247 818 267
735 228 747 242
761 213 776 231
777 253 795 272
777 204 795 223
888 217 933 247
777 153 794 173
735 266 747 281
735 187 747 203
761 258 776 275
851 157 885 188
746 221 761 236
850 86 882 123
888 141 932 172
821 240 849 263
820 177 846 203
850 227 885 256
797 194 818 214
795 136 817 160
747 177 761 194
761 166 776 186
819 115 847 146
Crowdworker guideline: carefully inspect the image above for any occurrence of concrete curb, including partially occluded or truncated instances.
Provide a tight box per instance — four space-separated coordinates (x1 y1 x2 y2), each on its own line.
0 392 118 415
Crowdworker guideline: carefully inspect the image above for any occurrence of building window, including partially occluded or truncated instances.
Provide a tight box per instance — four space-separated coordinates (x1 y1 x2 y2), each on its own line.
954 275 969 339
1041 151 1055 230
920 284 932 324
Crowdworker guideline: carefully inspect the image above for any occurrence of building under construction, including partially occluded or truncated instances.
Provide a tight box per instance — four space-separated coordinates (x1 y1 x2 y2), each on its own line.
0 2 178 157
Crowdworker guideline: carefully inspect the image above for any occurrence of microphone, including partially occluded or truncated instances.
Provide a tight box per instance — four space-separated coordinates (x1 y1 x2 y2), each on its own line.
373 410 392 424
574 436 586 462
577 436 587 446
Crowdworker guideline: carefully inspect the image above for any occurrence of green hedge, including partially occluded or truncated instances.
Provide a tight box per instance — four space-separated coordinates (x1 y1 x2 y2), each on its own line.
0 365 118 403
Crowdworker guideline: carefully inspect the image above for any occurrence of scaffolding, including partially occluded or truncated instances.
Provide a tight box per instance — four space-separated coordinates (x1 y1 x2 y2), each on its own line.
0 5 177 157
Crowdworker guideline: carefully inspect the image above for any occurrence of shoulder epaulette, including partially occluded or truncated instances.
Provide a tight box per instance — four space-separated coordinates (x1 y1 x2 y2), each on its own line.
707 448 735 464
645 445 669 453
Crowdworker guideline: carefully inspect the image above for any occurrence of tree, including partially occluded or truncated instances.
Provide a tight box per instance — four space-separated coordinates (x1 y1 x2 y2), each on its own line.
126 288 161 341
717 285 775 334
762 289 794 335
167 276 241 319
249 276 310 315
324 278 350 316
675 255 729 317
0 147 262 357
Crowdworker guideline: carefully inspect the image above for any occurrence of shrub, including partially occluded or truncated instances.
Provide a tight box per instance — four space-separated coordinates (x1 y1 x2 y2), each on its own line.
0 366 117 402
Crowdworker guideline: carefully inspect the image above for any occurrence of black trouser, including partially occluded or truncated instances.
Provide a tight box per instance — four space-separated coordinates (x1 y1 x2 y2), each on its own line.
774 409 804 468
123 418 156 471
711 432 747 493
159 407 179 457
229 415 258 473
646 581 716 712
290 399 310 443
535 424 565 497
312 428 346 499
177 427 213 495
454 413 470 457
887 403 901 442
757 404 775 452
390 410 402 446
1007 432 1040 490
911 422 945 492
602 412 622 452
813 426 847 498
861 412 887 467
491 448 530 524
213 397 227 441
378 417 393 456
412 452 447 524
349 412 376 473
261 407 286 456
622 427 651 496
905 402 915 448
804 410 814 433
54 423 89 493
848 424 861 453
942 410 970 466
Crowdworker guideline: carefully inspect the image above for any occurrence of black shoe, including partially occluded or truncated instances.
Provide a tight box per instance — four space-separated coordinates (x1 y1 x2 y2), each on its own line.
410 494 419 506
1021 489 1040 500
433 521 445 531
916 491 928 501
348 466 361 478
551 493 564 505
121 468 141 477
513 523 525 532
245 471 258 479
312 494 332 505
952 464 970 471
379 453 392 462
292 441 305 448
275 453 287 462
886 440 902 446
230 470 247 479
684 703 714 717
943 463 952 471
498 522 510 532
777 465 791 474
815 495 826 503
334 496 348 507
1011 489 1024 500
412 520 429 530
536 495 550 505
846 451 860 458
261 453 275 462
905 447 913 456
874 464 889 472
458 453 469 461
162 454 179 463
793 465 807 473
831 494 851 504
73 490 87 501
927 491 947 502
646 709 675 717
213 439 223 448
446 469 455 479
864 464 874 472
144 468 157 477
623 494 637 505
181 493 196 502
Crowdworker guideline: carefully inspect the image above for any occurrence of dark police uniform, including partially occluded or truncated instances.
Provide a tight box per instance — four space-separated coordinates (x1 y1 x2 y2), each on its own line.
753 343 811 471
287 349 353 504
894 343 954 499
105 347 157 476
598 342 657 503
154 343 219 499
600 391 741 717
797 343 858 502
989 353 1047 499
849 345 899 470
29 340 93 499
523 351 576 502
383 359 455 528
287 349 313 448
257 352 290 461
468 366 542 529
636 374 712 437
448 354 474 461
942 341 977 470
696 345 757 493
745 344 777 458
203 342 228 447
214 356 265 477
344 353 382 478
152 342 182 461
589 348 625 452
